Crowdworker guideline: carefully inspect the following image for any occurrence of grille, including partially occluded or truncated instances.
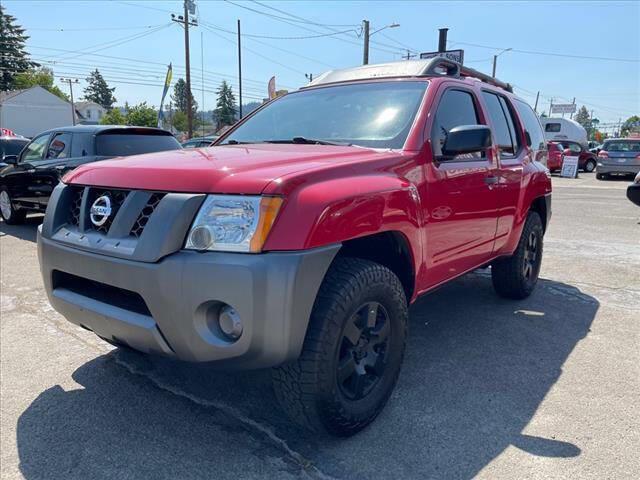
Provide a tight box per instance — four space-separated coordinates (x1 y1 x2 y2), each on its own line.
69 187 83 226
88 189 128 234
130 193 165 238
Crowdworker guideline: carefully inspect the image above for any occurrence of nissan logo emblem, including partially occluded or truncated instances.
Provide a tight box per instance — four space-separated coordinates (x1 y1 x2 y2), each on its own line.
90 195 112 227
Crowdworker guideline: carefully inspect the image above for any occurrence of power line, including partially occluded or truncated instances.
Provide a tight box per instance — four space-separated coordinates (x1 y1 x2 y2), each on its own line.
24 24 169 32
452 40 639 63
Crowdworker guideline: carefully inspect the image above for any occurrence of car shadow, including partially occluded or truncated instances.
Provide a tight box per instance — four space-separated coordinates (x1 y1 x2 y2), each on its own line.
16 274 597 479
0 215 43 243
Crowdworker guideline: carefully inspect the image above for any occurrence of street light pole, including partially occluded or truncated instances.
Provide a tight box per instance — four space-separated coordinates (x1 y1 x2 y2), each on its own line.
492 47 512 78
60 77 78 125
362 20 370 65
362 21 400 65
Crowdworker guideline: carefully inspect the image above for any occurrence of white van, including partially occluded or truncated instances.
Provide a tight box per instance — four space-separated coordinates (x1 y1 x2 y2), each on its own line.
540 117 588 145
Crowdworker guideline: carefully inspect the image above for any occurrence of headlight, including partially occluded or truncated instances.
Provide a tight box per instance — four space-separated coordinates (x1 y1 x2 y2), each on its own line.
185 195 283 252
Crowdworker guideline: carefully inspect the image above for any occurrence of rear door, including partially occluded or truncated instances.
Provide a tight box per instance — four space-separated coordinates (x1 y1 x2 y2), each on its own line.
423 85 500 287
480 91 527 253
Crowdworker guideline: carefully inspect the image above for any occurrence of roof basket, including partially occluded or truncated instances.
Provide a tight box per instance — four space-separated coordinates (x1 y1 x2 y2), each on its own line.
459 65 513 92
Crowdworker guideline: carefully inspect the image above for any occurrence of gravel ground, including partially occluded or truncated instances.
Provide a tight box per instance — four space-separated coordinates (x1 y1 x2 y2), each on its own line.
1 173 638 479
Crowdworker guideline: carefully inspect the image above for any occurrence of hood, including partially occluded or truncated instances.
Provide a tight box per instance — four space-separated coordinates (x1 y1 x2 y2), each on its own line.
63 144 384 194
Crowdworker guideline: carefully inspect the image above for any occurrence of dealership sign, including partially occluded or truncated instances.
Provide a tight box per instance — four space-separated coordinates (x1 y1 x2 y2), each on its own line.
551 103 577 114
420 49 464 65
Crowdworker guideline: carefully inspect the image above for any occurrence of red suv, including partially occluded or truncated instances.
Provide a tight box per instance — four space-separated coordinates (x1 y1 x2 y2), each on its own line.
38 59 551 436
547 140 598 173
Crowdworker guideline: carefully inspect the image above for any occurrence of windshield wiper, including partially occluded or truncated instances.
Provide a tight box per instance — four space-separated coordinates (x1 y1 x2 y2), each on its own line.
222 139 262 145
263 137 352 146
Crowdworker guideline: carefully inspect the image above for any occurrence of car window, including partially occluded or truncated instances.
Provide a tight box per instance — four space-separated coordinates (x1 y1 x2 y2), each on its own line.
21 134 50 163
71 133 94 157
222 81 428 150
46 132 72 159
514 99 546 150
545 123 561 132
431 89 480 158
566 143 581 153
95 133 181 156
603 140 640 151
1 140 28 156
482 91 517 155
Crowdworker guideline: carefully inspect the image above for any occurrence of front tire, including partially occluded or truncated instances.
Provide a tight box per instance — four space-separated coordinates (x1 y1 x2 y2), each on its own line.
272 257 408 437
491 211 544 300
0 187 26 225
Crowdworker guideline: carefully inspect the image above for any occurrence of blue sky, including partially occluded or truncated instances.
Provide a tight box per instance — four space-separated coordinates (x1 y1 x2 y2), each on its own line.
5 0 639 127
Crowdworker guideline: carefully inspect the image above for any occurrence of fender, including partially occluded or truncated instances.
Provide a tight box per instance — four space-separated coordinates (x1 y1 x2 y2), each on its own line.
263 173 424 279
498 164 552 256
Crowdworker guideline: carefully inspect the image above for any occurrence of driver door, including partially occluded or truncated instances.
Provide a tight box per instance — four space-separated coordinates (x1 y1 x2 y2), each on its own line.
5 133 51 209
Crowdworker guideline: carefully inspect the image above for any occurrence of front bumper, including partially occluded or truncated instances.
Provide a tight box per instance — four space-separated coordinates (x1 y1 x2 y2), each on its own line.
596 163 640 175
38 230 339 368
627 183 640 207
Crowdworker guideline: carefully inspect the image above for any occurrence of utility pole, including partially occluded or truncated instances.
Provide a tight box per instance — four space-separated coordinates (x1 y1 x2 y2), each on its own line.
404 49 416 60
569 97 576 119
438 28 448 52
171 1 197 138
362 20 370 65
60 77 79 125
237 19 243 120
534 91 540 113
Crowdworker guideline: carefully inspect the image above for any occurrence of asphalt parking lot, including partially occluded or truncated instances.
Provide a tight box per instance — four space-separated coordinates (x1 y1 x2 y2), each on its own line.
1 173 638 479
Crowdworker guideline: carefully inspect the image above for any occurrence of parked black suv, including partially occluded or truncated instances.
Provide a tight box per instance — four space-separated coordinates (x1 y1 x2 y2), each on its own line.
0 125 181 224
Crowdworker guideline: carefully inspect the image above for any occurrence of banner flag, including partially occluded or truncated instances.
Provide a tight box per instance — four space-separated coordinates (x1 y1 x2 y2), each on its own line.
158 63 173 128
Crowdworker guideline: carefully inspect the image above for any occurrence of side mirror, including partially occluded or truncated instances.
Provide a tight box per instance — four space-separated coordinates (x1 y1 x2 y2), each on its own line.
3 155 18 165
442 125 492 158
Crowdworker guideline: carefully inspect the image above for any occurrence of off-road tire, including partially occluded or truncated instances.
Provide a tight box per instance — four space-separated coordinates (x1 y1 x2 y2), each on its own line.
491 211 544 300
0 187 26 225
272 257 408 437
583 159 596 173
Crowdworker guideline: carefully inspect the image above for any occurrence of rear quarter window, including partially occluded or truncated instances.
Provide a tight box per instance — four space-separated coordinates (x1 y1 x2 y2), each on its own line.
96 133 181 157
514 100 546 151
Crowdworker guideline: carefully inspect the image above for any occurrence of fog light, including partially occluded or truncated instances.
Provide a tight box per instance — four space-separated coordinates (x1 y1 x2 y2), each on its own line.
219 305 243 340
188 225 214 250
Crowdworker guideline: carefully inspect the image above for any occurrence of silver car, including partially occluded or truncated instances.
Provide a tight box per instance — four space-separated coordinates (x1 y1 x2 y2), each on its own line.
596 138 640 180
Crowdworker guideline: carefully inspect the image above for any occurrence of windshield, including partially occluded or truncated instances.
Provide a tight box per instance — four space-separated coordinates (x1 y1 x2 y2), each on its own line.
96 134 181 157
221 81 428 149
603 140 640 152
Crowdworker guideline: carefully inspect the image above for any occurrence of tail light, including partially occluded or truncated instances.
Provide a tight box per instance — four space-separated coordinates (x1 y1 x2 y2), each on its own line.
598 151 608 158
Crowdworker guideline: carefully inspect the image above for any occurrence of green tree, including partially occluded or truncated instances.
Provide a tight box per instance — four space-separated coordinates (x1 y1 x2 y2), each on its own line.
0 5 38 91
125 102 157 127
215 80 236 129
99 108 126 125
83 69 116 110
171 78 197 114
12 67 68 100
620 115 640 137
573 105 591 130
171 110 187 132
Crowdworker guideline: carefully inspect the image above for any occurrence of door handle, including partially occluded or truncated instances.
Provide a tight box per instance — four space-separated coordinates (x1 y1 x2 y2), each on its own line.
484 175 499 186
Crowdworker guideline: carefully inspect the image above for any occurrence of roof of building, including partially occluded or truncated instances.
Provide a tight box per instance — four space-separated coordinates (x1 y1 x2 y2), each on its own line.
75 101 105 109
0 89 28 102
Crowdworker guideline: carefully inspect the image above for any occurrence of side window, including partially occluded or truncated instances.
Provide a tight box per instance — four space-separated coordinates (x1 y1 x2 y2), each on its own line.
70 133 93 157
46 132 72 159
431 89 480 158
514 99 546 150
21 135 50 163
498 96 521 152
545 123 561 132
482 91 518 155
567 143 581 153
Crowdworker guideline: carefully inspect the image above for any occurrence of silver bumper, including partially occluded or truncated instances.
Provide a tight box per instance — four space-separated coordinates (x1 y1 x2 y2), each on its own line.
38 230 339 368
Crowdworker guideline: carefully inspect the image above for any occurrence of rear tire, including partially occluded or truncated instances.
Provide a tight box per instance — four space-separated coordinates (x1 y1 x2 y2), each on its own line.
272 257 408 437
596 173 608 180
583 159 596 173
491 211 544 300
0 187 26 225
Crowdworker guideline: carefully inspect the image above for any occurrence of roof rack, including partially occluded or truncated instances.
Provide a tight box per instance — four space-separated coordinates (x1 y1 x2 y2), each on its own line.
306 57 513 93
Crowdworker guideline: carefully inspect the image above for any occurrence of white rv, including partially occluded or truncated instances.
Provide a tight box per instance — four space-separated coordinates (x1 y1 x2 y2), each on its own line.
540 117 588 145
